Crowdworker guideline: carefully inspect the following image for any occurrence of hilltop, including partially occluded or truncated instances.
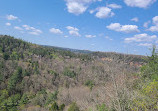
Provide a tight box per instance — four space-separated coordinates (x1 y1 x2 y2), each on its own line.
0 35 147 111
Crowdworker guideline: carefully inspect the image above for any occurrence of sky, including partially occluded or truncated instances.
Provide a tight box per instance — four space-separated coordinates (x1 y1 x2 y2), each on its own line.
0 0 158 55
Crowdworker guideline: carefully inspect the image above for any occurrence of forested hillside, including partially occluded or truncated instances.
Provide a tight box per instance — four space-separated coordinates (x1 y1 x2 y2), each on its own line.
0 35 157 111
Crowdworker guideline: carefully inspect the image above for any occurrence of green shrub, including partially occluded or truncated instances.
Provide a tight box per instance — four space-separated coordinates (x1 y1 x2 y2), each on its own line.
0 89 9 103
7 67 23 92
59 104 65 111
3 53 10 60
131 46 158 110
97 104 108 111
63 68 76 78
140 46 158 80
0 73 3 83
19 94 29 105
49 102 58 111
49 102 65 111
22 69 30 77
85 80 95 90
0 94 21 111
68 102 79 111
49 70 58 77
46 91 58 105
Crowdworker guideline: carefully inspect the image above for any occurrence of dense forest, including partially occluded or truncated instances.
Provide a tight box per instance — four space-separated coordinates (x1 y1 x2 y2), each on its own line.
0 35 157 111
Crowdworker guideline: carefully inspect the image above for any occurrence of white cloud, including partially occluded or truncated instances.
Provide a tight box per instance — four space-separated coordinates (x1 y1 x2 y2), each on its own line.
124 33 157 43
148 25 158 32
85 35 96 38
66 26 80 36
107 23 121 31
65 0 101 15
22 25 42 35
143 21 151 28
28 32 40 35
89 9 95 14
107 4 122 9
147 16 158 32
64 35 68 38
105 36 113 41
49 28 63 34
23 25 35 30
5 23 11 26
6 15 18 20
14 26 23 31
138 43 152 47
152 16 158 25
66 2 87 15
95 7 114 19
131 17 139 22
107 23 140 33
124 0 156 8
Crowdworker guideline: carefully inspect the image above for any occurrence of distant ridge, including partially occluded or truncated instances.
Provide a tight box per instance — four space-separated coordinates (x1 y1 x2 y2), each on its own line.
42 45 93 54
42 45 145 57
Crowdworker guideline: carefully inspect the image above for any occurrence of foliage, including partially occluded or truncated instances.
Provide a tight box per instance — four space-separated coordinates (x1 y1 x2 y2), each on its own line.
63 68 76 78
0 93 21 111
49 102 65 111
0 72 3 83
3 53 10 60
68 102 80 111
49 70 58 77
22 69 30 77
131 46 158 111
49 102 59 111
45 91 58 105
85 80 95 90
0 35 151 111
59 104 65 111
96 104 109 111
19 93 29 105
0 89 9 103
7 67 23 93
140 46 158 80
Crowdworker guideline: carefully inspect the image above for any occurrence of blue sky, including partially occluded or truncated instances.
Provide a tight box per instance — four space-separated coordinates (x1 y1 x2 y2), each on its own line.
0 0 158 55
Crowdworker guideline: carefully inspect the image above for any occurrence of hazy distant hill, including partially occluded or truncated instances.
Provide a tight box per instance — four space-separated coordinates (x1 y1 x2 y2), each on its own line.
43 45 145 65
43 45 92 54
